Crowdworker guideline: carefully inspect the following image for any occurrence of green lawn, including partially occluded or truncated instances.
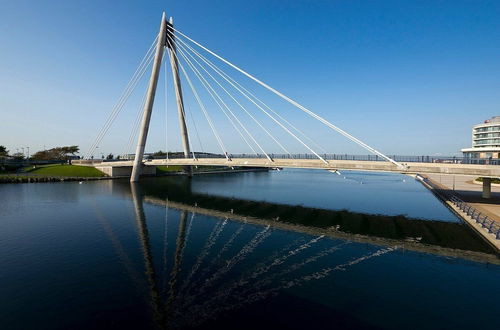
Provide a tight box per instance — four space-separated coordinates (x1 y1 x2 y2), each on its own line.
29 165 106 177
156 165 183 173
476 177 500 184
23 164 58 172
156 165 234 174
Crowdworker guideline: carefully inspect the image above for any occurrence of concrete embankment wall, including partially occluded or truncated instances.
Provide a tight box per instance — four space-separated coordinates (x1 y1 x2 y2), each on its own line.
95 165 157 177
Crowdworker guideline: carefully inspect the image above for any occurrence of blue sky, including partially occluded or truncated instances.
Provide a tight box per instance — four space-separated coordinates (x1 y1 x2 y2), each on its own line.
1 0 500 157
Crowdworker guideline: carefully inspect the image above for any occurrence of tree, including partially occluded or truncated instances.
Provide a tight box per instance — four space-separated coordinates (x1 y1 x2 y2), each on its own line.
153 150 166 156
62 146 79 156
11 152 25 160
106 153 114 160
0 145 8 157
32 150 50 160
32 146 80 160
153 150 168 157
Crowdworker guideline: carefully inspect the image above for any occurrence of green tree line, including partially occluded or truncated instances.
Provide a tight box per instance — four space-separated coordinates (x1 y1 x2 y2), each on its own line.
0 145 79 160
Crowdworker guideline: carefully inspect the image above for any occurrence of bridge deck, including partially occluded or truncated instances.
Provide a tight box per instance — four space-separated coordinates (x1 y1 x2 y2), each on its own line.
81 158 500 177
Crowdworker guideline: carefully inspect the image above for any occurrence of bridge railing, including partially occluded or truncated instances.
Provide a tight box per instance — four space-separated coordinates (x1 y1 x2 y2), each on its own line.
420 176 500 240
449 196 500 240
159 153 500 165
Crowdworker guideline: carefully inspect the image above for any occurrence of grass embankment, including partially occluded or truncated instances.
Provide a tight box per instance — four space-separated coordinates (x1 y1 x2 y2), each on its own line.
27 165 106 177
476 177 500 184
156 165 183 174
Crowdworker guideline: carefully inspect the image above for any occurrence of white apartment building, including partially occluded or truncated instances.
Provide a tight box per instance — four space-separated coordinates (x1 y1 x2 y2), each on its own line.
461 116 500 161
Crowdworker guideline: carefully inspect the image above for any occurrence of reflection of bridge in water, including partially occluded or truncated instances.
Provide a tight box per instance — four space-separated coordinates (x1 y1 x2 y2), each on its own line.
127 178 497 261
92 178 499 328
92 182 402 329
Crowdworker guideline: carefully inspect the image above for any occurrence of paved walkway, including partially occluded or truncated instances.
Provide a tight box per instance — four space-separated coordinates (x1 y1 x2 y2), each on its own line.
425 174 500 221
421 174 500 252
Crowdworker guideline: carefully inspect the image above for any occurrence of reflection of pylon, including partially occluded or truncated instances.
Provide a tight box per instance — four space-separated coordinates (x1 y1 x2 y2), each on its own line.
130 184 165 327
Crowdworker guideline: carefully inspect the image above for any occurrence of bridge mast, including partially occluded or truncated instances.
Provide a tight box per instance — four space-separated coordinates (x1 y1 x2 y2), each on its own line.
131 13 168 182
166 17 192 177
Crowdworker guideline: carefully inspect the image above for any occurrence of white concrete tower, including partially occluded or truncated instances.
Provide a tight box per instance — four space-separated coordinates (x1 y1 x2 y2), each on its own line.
166 17 192 176
131 13 168 182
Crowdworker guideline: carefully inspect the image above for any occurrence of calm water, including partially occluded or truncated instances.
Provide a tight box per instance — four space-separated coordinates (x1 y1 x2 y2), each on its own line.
0 169 499 330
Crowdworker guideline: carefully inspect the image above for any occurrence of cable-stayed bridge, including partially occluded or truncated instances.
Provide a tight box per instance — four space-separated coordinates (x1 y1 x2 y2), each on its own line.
83 13 500 188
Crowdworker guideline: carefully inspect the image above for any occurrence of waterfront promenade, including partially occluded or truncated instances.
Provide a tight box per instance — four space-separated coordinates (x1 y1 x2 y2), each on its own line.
421 174 500 251
425 174 500 221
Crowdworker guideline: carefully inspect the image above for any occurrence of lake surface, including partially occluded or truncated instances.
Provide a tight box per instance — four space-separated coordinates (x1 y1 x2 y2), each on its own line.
1 169 499 329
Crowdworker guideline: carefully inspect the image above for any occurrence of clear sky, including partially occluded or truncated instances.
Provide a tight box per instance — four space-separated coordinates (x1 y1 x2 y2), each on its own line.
1 0 500 157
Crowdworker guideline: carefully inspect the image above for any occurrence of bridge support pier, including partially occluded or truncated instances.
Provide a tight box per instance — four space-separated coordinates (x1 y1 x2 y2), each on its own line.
131 13 168 182
482 177 492 199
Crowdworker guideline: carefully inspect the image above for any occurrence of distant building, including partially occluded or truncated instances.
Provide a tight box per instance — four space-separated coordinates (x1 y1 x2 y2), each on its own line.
461 116 500 162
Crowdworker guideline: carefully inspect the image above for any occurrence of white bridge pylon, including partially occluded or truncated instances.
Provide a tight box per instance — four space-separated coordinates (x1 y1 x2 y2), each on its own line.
85 13 403 182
